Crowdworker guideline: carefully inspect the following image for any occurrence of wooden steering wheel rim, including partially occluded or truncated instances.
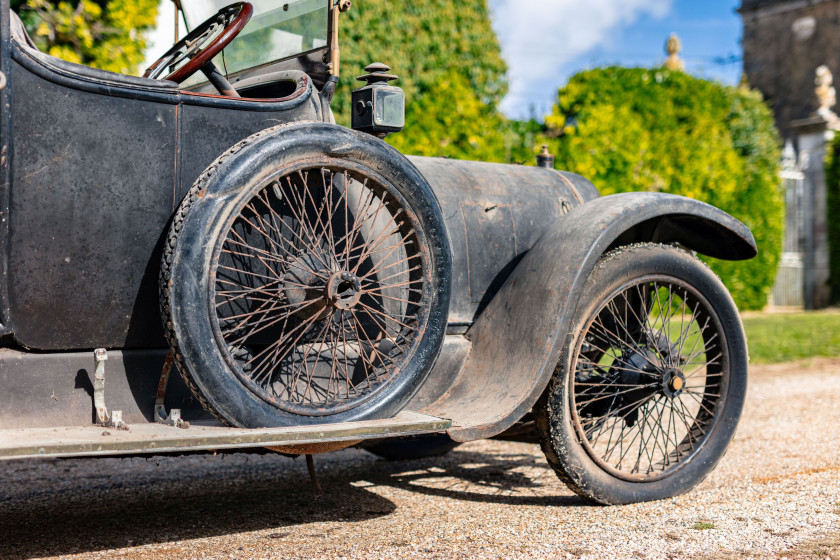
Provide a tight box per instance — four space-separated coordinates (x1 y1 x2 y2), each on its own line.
144 2 253 84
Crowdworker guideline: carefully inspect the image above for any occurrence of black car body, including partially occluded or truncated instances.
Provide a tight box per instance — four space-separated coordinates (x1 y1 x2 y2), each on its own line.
0 0 758 505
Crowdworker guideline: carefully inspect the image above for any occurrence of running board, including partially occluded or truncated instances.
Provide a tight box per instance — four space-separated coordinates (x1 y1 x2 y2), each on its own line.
0 412 451 460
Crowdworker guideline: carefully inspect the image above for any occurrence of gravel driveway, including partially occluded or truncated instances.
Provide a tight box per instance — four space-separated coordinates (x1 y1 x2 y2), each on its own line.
1 359 838 560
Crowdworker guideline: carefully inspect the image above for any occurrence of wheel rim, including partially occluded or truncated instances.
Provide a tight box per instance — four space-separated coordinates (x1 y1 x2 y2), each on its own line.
569 275 729 482
210 163 430 416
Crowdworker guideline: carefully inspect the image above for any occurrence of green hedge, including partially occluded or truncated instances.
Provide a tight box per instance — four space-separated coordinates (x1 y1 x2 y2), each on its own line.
13 0 159 75
335 0 516 163
542 67 783 310
825 135 840 303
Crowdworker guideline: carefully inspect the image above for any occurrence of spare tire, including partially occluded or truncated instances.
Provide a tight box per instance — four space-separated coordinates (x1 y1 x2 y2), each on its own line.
160 122 451 427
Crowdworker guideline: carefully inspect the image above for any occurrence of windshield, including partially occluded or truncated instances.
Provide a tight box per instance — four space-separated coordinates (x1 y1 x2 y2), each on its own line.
182 0 329 75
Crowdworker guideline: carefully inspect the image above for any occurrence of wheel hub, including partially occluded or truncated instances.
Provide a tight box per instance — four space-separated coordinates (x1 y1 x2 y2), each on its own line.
611 349 660 427
327 271 363 310
606 337 688 425
661 367 686 398
281 252 366 317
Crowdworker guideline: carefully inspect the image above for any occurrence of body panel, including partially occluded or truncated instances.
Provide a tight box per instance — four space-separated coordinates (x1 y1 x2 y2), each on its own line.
8 62 178 349
407 156 598 326
0 348 199 429
0 0 13 334
0 2 758 451
6 40 321 350
421 193 756 442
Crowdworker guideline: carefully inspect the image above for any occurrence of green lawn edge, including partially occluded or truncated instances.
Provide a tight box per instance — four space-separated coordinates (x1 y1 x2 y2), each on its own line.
742 309 840 364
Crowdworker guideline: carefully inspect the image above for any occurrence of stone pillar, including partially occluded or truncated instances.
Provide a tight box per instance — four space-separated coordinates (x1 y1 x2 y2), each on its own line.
789 65 840 308
789 116 834 308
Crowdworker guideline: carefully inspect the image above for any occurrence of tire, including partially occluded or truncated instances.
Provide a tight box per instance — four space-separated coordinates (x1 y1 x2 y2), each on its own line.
533 243 748 505
160 122 451 428
364 434 461 461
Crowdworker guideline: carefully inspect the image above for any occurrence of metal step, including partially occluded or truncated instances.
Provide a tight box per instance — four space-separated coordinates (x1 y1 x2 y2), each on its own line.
0 411 451 460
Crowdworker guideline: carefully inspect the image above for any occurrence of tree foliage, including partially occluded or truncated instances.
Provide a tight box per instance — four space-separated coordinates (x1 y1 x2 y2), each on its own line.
12 0 536 162
824 135 840 303
336 0 535 163
543 67 783 310
12 0 158 75
10 2 783 308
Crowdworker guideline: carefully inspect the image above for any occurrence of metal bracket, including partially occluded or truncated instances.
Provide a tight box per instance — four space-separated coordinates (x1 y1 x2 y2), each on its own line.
154 351 190 429
93 348 127 430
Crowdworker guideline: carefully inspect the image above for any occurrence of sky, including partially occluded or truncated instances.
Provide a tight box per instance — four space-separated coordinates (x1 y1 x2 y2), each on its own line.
489 0 744 119
144 0 744 120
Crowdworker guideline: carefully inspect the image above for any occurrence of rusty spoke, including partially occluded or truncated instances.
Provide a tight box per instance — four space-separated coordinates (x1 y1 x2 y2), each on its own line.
359 251 421 281
225 298 323 348
331 179 377 267
349 313 396 380
217 264 283 285
226 228 284 281
213 165 429 413
360 265 423 289
249 311 325 385
219 293 287 337
355 301 417 332
253 188 328 272
335 315 354 398
221 241 285 268
571 276 728 480
345 185 387 267
350 217 406 275
296 318 334 404
278 174 333 271
215 278 282 304
243 199 291 262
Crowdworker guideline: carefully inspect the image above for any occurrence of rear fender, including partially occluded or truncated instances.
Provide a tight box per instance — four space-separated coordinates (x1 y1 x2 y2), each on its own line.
422 192 756 441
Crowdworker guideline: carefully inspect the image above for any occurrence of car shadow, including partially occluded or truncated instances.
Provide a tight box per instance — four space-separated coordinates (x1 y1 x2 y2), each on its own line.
0 445 586 559
365 447 586 508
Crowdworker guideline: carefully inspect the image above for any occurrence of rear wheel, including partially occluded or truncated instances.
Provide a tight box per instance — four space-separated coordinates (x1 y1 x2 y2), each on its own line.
534 244 747 504
161 123 451 427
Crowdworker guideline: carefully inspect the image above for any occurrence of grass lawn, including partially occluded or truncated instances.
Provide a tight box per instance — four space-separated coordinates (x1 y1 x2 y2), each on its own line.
742 309 840 364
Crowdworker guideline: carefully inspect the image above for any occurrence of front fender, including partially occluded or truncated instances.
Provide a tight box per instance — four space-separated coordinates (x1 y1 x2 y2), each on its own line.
422 192 756 441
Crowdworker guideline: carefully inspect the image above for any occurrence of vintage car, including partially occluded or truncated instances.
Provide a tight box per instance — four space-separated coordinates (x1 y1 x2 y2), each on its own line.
0 0 756 505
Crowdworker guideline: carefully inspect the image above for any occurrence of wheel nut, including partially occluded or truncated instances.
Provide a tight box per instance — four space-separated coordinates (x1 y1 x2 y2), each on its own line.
670 376 684 391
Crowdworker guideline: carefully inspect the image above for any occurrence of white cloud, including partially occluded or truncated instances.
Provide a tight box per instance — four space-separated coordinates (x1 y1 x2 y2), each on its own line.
489 0 674 118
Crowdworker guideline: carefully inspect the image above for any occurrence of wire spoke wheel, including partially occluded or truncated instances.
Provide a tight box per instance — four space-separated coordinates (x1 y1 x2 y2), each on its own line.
534 244 746 504
162 124 449 428
213 165 429 415
571 276 727 481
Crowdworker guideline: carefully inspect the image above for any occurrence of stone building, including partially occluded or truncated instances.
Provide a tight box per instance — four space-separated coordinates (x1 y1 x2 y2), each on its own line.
740 0 840 135
740 0 840 309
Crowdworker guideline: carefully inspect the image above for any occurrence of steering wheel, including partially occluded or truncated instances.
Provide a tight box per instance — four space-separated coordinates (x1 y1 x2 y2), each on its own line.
144 2 253 90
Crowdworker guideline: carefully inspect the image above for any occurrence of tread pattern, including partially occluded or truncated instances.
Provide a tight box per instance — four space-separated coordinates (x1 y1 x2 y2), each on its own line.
532 243 738 504
534 381 594 501
159 125 291 425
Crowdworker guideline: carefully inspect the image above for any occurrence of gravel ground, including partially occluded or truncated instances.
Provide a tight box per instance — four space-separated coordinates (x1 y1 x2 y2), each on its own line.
1 359 838 560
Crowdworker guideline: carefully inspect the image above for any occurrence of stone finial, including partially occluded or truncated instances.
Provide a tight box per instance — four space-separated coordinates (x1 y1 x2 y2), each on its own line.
815 65 837 122
664 33 684 71
781 140 797 172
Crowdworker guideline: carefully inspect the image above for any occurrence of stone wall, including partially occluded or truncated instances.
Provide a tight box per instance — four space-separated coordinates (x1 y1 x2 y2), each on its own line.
741 0 840 135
